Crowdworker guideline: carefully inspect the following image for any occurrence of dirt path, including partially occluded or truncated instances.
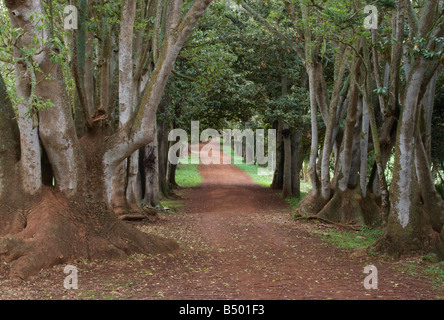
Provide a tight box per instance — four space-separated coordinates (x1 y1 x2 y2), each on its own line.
167 143 442 300
0 143 441 300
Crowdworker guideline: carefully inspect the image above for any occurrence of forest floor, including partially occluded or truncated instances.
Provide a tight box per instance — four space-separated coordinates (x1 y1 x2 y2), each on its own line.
0 144 443 300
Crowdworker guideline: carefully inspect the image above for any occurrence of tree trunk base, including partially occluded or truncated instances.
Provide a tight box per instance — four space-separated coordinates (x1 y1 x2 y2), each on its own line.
118 205 159 222
0 189 179 280
295 190 329 217
296 188 381 226
371 204 444 260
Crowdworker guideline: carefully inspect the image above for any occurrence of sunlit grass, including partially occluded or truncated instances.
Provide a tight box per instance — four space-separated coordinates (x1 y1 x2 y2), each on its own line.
321 227 384 250
175 160 202 188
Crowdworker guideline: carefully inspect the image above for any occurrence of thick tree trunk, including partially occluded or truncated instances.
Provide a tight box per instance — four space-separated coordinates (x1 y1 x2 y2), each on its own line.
110 0 138 216
291 130 302 198
282 124 292 198
141 139 160 207
0 0 212 280
126 150 143 208
271 120 284 190
0 73 24 234
111 160 130 214
14 56 42 196
377 57 444 258
337 59 361 192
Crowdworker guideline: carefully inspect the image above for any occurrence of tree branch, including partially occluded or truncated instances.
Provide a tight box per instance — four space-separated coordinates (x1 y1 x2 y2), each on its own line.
240 0 305 63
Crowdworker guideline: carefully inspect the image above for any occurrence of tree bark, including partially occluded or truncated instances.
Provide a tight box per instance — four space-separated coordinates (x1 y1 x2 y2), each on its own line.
291 130 302 198
282 124 292 198
271 119 284 190
379 0 444 255
141 136 160 207
0 0 213 280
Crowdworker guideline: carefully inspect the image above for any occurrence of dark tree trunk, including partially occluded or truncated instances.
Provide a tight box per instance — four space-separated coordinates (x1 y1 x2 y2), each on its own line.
271 120 284 190
291 130 302 198
282 124 292 198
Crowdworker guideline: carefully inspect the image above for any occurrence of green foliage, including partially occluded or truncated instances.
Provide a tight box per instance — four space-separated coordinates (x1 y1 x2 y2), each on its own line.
165 0 311 138
436 184 444 201
375 0 396 9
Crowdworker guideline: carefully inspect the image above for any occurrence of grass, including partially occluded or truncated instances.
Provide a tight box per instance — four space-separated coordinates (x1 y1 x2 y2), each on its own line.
285 191 307 210
418 261 444 292
175 163 202 188
157 158 202 214
234 162 274 187
159 200 184 209
320 227 384 251
319 226 444 293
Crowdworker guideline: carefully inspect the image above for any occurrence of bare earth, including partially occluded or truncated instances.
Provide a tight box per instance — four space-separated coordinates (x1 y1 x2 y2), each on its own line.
0 146 442 300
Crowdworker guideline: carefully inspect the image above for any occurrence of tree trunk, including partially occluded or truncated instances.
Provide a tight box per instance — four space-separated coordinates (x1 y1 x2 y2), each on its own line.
306 64 319 194
282 124 292 198
0 0 212 280
126 150 143 208
360 96 369 198
157 107 171 198
141 137 160 207
271 119 284 190
0 72 24 234
377 57 444 258
291 130 302 198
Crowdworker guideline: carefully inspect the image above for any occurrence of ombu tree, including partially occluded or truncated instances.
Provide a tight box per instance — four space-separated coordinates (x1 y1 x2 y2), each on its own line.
0 0 212 279
296 0 444 257
374 0 444 258
242 0 444 258
242 0 382 224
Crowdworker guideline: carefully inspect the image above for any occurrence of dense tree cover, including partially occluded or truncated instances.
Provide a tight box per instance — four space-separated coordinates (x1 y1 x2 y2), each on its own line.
163 1 312 197
0 0 443 279
0 0 212 279
234 0 444 258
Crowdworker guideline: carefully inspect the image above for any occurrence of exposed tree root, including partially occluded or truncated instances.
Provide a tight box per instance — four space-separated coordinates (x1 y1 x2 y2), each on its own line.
293 215 364 231
296 187 381 226
370 203 444 260
117 205 158 222
0 189 179 280
295 190 329 217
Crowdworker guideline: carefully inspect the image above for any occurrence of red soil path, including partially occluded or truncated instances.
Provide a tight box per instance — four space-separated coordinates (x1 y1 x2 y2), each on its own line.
173 143 442 299
0 143 441 300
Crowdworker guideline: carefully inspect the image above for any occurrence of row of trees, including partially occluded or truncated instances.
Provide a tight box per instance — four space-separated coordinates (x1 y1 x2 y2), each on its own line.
0 0 443 279
0 0 213 279
155 0 444 260
236 0 443 258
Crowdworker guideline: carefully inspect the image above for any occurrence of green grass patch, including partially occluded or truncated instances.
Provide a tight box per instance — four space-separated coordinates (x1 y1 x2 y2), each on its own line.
160 200 184 209
222 145 273 187
175 163 202 188
398 255 444 293
284 181 311 210
321 227 384 251
285 191 307 210
234 162 273 187
418 262 444 292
